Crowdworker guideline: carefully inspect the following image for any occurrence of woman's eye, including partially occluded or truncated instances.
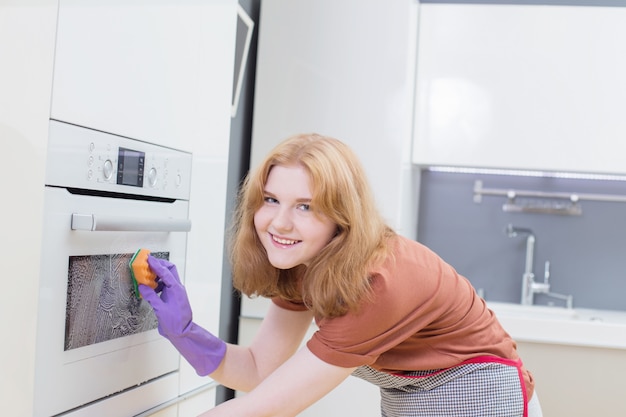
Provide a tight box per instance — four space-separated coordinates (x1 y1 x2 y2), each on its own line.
297 203 311 212
264 196 278 204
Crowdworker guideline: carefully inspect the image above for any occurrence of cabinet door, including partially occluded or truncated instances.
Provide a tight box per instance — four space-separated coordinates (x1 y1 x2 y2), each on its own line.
51 0 236 156
413 4 626 175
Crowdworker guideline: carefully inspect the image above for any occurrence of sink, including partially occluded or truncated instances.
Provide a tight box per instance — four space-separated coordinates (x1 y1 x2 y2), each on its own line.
487 302 626 349
488 302 578 320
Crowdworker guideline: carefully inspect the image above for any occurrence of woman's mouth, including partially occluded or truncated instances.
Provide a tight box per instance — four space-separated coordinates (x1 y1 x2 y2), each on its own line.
271 233 301 246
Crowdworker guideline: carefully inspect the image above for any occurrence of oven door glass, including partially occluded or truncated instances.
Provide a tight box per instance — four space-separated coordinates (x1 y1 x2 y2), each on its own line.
65 251 169 351
35 187 187 416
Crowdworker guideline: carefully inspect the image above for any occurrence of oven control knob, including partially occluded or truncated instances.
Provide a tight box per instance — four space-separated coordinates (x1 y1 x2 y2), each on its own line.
148 167 158 187
103 159 114 180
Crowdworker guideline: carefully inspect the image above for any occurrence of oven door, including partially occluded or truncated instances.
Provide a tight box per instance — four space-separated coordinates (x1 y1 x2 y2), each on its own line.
34 186 189 416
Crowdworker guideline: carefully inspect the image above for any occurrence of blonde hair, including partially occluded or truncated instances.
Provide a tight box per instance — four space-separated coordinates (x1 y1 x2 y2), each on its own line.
229 133 395 318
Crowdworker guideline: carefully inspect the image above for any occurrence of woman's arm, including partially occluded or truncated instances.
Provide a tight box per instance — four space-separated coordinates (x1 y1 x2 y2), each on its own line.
201 345 356 417
210 301 315 392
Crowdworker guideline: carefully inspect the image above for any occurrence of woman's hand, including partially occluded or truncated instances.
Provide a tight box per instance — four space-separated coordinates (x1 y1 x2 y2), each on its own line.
138 256 226 376
138 256 192 338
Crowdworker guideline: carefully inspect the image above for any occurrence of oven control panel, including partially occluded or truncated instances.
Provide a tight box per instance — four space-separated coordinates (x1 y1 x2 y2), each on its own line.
46 120 192 200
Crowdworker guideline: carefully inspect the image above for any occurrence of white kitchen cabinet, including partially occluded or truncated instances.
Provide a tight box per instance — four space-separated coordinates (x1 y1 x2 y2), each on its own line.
517 342 626 417
51 0 236 157
3 1 236 415
51 0 237 402
178 388 217 416
414 4 626 175
133 384 217 417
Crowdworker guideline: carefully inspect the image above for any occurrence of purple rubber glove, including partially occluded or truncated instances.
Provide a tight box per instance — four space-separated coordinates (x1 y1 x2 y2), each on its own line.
138 256 226 376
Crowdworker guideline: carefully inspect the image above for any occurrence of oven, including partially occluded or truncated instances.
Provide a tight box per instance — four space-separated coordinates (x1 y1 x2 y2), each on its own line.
34 120 192 416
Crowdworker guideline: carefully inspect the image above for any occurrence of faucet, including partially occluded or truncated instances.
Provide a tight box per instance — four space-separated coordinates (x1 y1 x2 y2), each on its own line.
505 224 574 309
541 261 574 309
505 224 544 306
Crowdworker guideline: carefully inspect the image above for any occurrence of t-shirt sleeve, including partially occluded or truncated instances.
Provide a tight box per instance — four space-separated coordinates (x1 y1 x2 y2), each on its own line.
307 318 382 368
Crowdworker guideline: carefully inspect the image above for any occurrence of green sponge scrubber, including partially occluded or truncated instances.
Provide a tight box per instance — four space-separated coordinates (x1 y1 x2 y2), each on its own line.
129 248 158 299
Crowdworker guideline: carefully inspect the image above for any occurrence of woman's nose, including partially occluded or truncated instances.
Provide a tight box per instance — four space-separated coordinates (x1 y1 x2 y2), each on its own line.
271 207 293 231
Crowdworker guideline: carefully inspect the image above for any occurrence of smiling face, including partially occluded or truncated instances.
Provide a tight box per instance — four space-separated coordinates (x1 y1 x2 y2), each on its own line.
253 164 337 269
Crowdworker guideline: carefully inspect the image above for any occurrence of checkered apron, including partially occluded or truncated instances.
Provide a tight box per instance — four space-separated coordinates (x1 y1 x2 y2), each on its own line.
352 357 527 417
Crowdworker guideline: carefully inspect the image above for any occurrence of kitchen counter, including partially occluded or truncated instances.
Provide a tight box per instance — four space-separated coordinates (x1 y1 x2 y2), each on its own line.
488 301 626 350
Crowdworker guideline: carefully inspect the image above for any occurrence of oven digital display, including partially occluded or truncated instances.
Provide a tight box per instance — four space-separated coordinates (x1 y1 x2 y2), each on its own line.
117 147 145 187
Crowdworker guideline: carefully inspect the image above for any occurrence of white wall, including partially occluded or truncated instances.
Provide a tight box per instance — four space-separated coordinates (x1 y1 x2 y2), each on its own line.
0 2 57 415
251 0 420 238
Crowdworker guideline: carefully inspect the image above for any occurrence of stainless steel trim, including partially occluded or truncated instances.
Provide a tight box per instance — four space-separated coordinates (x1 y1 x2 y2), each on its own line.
71 213 191 232
474 180 626 204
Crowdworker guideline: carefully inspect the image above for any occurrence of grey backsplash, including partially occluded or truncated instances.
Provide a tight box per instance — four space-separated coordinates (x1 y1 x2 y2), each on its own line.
417 170 626 311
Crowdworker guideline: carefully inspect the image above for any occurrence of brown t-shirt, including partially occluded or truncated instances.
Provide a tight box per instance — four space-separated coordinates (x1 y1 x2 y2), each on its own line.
273 235 535 399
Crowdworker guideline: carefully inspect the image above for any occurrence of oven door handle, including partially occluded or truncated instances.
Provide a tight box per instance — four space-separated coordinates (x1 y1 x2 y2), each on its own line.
71 213 192 232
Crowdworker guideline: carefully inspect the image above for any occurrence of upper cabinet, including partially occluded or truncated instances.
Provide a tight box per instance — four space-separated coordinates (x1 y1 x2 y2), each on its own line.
413 4 626 175
51 0 236 156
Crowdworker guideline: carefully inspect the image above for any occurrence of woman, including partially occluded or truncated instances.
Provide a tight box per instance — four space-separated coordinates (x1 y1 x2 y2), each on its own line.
139 133 543 417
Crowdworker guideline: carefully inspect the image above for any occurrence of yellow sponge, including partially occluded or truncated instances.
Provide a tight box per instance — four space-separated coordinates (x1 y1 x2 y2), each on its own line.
129 248 157 298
